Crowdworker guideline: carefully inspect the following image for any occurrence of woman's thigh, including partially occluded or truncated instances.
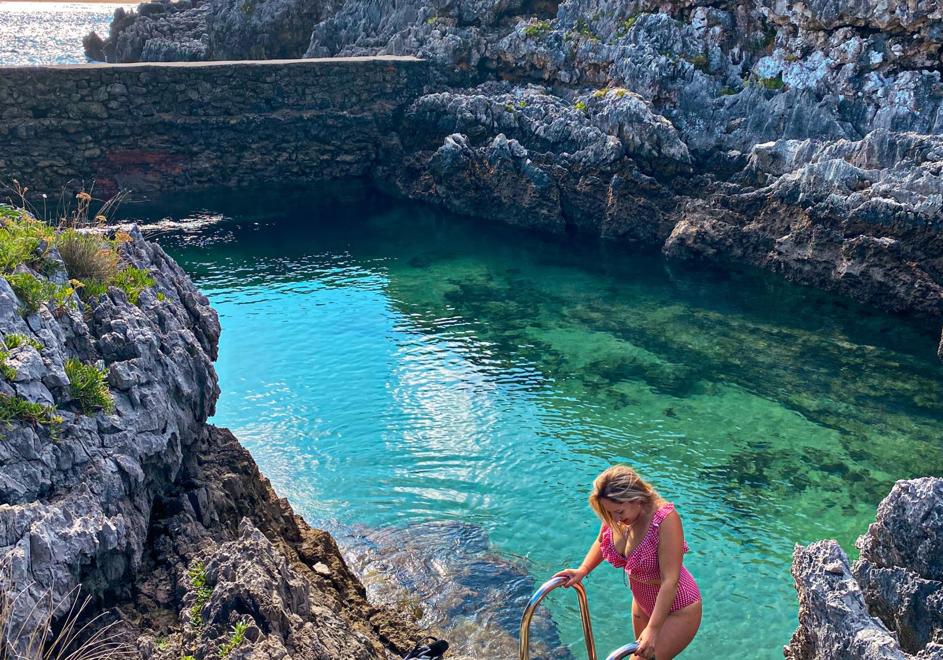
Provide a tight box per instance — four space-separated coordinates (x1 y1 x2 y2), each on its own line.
631 599 649 639
653 601 702 659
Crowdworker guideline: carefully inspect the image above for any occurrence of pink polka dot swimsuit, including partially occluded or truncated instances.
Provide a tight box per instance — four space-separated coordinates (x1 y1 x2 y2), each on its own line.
599 502 701 616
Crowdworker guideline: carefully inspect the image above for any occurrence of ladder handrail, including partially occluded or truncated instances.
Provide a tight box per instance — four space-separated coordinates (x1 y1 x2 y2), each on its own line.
604 642 641 660
519 576 596 660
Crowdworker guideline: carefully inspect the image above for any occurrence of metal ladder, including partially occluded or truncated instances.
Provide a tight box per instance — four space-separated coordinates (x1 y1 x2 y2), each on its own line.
519 576 641 660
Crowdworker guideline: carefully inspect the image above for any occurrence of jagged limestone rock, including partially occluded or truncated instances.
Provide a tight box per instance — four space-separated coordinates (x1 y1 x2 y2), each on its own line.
787 478 943 660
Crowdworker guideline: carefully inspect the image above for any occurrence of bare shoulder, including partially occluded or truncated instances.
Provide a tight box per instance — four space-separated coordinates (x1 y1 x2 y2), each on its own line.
657 504 684 537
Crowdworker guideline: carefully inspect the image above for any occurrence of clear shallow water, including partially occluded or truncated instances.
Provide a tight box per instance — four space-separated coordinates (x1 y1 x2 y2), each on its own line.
129 186 943 659
0 2 125 65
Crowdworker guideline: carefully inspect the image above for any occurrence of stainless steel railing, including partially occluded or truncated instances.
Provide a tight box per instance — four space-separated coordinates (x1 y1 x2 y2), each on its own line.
604 642 641 660
519 576 642 660
519 576 596 660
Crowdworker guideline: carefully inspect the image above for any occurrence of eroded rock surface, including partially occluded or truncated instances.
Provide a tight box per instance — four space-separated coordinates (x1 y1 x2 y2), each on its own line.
787 477 943 659
0 227 420 658
86 0 943 356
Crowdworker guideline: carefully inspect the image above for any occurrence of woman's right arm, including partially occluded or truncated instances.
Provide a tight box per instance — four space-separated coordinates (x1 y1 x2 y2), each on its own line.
553 525 604 587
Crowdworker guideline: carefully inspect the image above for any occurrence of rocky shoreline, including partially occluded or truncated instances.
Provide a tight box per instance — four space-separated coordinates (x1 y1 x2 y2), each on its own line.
84 0 943 360
0 222 424 658
788 478 943 659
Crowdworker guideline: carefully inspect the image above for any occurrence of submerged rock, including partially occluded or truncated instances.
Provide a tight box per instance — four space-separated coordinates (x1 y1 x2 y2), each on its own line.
336 520 570 658
787 477 943 659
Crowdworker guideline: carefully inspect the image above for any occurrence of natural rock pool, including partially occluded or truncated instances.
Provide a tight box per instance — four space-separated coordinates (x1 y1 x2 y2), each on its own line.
129 185 943 659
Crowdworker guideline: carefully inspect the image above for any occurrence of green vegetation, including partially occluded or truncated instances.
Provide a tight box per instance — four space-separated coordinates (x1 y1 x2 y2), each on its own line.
573 18 598 41
54 230 154 305
0 206 54 274
5 273 75 316
156 291 166 302
425 15 438 25
219 621 249 658
64 358 113 415
55 230 119 282
0 352 15 380
616 14 638 36
517 99 527 109
593 86 631 100
719 85 738 96
574 99 588 113
523 19 551 39
688 54 709 72
4 333 42 351
0 393 62 427
109 267 155 305
187 562 212 628
759 73 785 91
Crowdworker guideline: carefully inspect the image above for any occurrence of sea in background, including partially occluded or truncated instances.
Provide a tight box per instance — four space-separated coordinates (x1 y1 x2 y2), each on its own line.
0 2 127 65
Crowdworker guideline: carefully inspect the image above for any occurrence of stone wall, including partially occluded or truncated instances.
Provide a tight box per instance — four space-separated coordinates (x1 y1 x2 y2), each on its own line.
0 57 428 195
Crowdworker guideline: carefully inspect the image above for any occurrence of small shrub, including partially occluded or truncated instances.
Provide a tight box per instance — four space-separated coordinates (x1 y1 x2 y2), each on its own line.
3 333 42 351
760 73 785 91
219 621 249 658
110 267 155 305
7 273 50 314
55 230 120 282
0 352 16 380
156 291 166 302
573 18 598 41
616 15 638 36
523 19 551 39
425 15 438 25
65 358 113 414
719 85 738 96
688 54 709 72
187 561 212 628
592 87 609 98
0 210 54 273
0 393 62 427
517 99 527 108
574 99 588 113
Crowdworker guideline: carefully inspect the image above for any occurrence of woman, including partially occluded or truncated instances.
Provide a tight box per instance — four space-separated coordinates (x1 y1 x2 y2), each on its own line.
554 465 701 659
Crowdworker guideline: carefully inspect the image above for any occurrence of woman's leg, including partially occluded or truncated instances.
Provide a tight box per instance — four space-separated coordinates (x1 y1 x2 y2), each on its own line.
652 600 702 660
631 600 649 659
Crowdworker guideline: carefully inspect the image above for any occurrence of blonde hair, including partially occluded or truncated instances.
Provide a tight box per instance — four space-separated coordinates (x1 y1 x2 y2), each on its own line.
589 465 659 528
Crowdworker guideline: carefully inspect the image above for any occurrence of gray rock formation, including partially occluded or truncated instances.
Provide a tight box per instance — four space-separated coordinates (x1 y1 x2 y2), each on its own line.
787 478 943 659
85 0 943 356
0 225 420 657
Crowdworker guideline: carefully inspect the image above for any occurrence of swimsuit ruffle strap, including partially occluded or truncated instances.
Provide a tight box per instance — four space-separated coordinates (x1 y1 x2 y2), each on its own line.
650 502 675 532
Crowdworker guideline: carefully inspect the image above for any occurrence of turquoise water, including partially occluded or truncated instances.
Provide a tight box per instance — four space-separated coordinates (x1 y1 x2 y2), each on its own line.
0 2 126 66
132 186 943 658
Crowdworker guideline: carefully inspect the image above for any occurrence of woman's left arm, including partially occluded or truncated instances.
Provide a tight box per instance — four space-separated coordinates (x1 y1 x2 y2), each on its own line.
634 512 685 658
